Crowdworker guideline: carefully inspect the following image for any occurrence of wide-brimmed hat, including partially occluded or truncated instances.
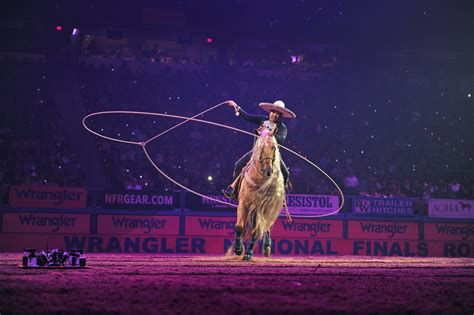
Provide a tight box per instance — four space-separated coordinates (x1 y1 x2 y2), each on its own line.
259 100 296 118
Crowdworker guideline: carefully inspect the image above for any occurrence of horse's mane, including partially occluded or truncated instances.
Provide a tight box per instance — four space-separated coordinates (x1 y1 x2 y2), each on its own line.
250 131 281 190
243 131 285 240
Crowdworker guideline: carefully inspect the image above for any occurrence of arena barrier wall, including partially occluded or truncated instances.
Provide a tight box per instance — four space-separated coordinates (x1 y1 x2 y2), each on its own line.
1 189 473 257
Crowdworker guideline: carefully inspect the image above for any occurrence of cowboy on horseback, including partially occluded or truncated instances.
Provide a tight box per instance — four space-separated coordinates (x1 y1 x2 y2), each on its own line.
222 100 296 200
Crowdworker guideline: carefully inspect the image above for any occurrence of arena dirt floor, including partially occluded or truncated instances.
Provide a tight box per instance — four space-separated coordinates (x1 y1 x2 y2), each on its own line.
0 253 473 314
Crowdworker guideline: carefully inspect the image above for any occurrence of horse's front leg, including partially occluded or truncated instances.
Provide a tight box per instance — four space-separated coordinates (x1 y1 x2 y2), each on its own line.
243 212 258 261
233 204 245 256
243 233 257 261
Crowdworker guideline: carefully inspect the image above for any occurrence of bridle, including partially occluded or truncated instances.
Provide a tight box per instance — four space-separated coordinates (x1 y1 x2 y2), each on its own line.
255 138 276 178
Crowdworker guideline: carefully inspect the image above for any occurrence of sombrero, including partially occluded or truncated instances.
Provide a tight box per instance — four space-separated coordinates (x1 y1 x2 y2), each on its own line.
259 100 296 119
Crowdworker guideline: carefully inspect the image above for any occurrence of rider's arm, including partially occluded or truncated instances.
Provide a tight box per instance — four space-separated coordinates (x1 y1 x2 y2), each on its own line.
274 122 287 145
237 107 267 124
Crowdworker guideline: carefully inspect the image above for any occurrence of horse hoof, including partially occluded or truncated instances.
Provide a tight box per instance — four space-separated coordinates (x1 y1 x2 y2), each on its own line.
242 254 252 261
263 246 271 257
233 239 243 255
243 249 254 261
234 247 243 256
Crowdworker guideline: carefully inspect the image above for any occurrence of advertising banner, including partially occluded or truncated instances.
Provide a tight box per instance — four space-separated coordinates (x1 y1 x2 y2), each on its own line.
100 190 180 210
184 193 339 215
97 215 179 235
271 218 343 239
1 234 472 257
64 235 207 254
0 234 206 254
184 216 343 239
428 199 474 219
348 220 419 240
9 186 87 208
282 194 340 216
424 223 474 241
352 197 414 216
346 239 474 258
3 212 90 234
184 193 236 211
185 216 235 236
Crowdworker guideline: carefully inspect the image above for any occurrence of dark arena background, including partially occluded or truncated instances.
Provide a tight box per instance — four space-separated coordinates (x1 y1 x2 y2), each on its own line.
1 1 473 314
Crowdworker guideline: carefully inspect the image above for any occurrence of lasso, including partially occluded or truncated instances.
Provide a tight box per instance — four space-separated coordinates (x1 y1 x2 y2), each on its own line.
82 101 345 217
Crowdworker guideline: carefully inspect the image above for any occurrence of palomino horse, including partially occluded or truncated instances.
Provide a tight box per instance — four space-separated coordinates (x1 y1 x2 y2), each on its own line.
233 128 285 261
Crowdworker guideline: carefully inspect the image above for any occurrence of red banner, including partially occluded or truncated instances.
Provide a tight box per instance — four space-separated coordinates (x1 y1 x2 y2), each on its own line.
184 216 344 239
9 186 87 208
424 223 474 241
348 220 419 240
97 215 180 235
3 212 90 234
1 234 473 257
185 216 235 236
271 218 343 239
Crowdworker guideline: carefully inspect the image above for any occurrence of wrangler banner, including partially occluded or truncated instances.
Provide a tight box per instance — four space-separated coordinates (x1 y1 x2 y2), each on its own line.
428 199 474 219
184 216 344 239
424 222 474 241
99 190 180 210
1 234 473 257
352 197 414 216
2 212 90 234
348 220 419 240
9 186 87 208
185 216 235 236
97 215 180 235
270 218 343 238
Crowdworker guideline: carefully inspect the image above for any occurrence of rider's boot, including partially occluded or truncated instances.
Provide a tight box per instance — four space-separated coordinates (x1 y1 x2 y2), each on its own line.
222 176 242 201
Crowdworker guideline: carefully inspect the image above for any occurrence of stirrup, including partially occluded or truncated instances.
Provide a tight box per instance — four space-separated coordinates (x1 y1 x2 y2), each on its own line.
222 187 237 200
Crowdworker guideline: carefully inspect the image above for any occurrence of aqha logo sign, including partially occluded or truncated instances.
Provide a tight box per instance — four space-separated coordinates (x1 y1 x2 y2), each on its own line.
428 199 474 219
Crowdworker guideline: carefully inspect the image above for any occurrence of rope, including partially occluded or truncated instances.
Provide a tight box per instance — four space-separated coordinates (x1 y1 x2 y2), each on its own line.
82 101 345 217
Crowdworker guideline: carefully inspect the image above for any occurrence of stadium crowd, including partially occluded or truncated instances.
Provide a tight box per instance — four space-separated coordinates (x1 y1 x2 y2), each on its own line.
1 47 472 200
1 57 85 189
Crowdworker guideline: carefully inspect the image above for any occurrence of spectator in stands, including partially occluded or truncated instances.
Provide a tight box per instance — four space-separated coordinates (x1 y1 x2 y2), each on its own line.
343 168 359 196
126 178 142 190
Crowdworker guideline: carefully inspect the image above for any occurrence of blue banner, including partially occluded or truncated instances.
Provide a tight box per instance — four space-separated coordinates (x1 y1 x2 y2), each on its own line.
352 197 414 216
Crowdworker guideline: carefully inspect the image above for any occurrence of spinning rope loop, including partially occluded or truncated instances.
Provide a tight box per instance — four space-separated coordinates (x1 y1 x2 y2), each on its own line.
82 101 345 217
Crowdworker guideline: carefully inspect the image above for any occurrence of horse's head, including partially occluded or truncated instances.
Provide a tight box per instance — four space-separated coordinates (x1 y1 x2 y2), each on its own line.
254 129 278 178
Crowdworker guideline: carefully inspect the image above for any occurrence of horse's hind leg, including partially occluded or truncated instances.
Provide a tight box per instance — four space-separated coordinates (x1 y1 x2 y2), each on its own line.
233 226 244 255
263 231 271 257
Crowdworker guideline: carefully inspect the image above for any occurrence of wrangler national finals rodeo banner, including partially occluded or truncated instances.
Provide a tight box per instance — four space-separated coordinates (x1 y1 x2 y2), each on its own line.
0 194 473 257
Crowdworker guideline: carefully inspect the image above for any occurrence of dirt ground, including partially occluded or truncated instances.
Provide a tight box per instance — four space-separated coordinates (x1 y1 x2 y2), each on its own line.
0 253 473 315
